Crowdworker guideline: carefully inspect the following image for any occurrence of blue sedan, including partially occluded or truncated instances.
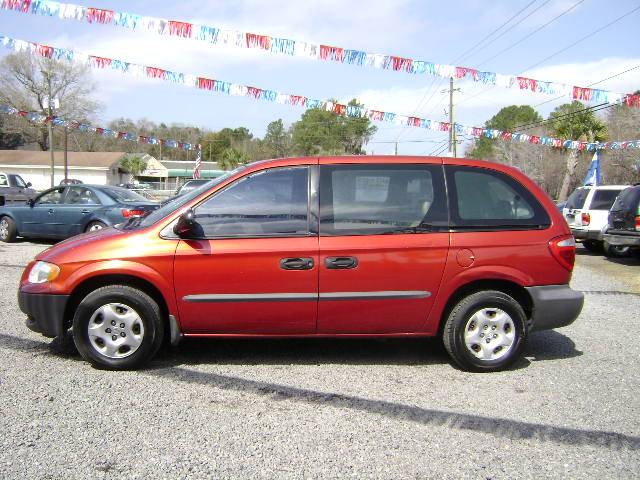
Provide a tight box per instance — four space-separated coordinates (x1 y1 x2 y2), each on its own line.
0 185 159 242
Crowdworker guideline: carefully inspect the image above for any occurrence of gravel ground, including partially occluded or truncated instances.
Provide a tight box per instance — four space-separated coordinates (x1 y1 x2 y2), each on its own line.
0 241 638 479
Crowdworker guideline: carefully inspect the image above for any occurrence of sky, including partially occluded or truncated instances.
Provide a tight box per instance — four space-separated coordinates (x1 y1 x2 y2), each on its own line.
0 0 639 156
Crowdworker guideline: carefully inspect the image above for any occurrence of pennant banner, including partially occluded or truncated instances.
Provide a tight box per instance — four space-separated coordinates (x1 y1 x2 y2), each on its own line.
0 103 200 151
1 35 638 153
1 0 639 107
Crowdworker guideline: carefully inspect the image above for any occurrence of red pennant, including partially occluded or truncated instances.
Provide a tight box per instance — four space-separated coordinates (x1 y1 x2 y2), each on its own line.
197 77 214 90
573 86 592 102
246 33 271 50
332 103 346 116
36 44 54 58
86 8 115 24
146 67 166 79
391 56 413 72
319 45 345 62
517 77 537 92
247 86 263 98
90 56 112 68
168 20 193 38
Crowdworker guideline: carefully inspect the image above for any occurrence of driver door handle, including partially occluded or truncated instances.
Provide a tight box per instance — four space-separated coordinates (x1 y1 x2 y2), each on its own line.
48 209 54 215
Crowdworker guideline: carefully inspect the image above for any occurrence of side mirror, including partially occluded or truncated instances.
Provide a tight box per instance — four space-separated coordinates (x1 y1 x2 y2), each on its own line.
173 208 197 238
27 198 35 208
26 182 32 188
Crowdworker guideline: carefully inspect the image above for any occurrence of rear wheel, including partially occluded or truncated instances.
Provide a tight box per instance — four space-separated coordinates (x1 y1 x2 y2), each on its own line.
603 241 630 258
443 290 528 372
0 216 17 242
85 221 107 232
72 285 164 369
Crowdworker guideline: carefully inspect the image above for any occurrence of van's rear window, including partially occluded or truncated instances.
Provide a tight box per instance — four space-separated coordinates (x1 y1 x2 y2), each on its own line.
565 189 589 210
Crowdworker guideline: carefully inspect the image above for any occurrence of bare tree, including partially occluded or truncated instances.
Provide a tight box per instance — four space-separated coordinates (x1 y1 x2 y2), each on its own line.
0 51 100 150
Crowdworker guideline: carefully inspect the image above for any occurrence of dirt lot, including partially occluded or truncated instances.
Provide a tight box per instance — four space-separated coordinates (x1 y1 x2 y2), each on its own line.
0 241 638 479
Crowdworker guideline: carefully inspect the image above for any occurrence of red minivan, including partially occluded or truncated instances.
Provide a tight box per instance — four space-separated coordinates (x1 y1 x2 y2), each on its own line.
18 156 583 371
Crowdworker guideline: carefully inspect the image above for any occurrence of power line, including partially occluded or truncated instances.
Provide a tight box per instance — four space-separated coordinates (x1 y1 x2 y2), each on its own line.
512 102 611 131
456 0 550 64
457 5 640 110
476 0 585 68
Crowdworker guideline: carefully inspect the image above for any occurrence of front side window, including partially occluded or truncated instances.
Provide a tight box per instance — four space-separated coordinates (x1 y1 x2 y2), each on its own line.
194 166 310 237
447 166 549 229
0 174 7 187
320 164 448 235
10 174 26 188
36 188 65 205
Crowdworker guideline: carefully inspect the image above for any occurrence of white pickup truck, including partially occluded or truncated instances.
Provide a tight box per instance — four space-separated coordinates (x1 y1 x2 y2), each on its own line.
0 172 37 206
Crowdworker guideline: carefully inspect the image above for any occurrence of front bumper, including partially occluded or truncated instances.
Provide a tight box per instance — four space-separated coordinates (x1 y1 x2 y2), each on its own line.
603 232 640 247
524 285 584 332
18 290 70 338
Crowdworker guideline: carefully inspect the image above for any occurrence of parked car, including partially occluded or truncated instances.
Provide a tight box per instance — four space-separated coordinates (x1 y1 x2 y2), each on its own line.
175 179 210 197
562 185 627 252
17 156 583 372
59 179 83 185
0 185 159 242
602 184 640 257
0 172 37 206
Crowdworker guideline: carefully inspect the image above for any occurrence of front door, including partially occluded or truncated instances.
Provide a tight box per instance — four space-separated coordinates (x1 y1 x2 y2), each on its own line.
20 187 66 237
174 164 319 334
317 162 450 334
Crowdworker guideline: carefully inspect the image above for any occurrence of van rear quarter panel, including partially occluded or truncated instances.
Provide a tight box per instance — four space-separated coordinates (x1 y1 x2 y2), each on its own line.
422 158 574 335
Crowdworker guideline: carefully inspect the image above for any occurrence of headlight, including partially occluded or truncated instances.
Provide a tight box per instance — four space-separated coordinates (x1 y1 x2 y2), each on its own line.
28 261 60 284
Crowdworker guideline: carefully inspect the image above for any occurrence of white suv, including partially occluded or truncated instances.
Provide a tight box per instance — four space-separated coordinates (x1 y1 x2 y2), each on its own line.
563 185 628 252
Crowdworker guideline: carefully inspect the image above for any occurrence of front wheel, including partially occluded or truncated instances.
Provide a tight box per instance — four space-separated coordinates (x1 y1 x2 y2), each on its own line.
72 285 164 369
0 216 17 242
443 290 528 372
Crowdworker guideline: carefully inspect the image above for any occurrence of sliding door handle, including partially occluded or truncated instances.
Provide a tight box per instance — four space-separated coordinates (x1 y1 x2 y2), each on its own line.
325 256 358 269
280 257 314 270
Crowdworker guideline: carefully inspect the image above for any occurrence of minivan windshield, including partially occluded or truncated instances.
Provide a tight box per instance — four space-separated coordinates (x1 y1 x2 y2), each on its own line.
127 165 247 229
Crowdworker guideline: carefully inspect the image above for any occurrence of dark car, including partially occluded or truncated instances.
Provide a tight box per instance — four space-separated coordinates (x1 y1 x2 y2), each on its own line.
0 184 159 242
0 172 37 206
175 179 210 197
603 185 640 257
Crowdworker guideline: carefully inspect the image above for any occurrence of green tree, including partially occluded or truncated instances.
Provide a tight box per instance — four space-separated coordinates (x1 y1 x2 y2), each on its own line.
550 101 607 201
468 105 542 159
119 154 148 182
291 99 376 156
262 119 291 158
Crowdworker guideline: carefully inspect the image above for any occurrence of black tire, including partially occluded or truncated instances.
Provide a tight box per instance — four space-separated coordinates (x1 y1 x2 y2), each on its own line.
0 215 17 242
85 221 107 233
582 240 601 252
442 290 528 372
72 285 164 370
602 241 630 258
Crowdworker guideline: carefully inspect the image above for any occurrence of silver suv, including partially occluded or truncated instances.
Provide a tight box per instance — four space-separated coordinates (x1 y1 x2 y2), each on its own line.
562 185 627 253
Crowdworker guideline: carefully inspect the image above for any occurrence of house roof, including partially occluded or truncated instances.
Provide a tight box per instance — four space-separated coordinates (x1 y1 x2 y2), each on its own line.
161 160 219 170
0 150 128 169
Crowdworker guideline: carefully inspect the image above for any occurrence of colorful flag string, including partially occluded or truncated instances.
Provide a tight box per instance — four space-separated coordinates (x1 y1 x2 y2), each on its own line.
1 0 638 108
0 103 200 151
1 35 639 153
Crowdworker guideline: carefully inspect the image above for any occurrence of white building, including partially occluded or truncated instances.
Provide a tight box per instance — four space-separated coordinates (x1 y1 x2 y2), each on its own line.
0 151 165 190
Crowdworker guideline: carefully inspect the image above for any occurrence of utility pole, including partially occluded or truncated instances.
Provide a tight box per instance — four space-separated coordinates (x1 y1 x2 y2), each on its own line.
45 72 55 187
394 141 398 156
63 126 68 182
448 77 456 158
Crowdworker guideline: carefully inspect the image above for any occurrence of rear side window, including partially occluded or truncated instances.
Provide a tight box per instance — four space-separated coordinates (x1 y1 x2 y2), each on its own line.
0 174 7 187
319 164 448 235
195 166 310 237
446 166 549 229
565 188 589 210
589 189 622 210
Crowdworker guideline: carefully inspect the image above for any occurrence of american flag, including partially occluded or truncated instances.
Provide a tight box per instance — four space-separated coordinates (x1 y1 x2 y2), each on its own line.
193 147 202 179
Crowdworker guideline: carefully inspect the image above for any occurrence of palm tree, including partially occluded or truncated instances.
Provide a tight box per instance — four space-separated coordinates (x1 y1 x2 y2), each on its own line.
119 154 148 183
218 147 248 170
550 101 607 201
